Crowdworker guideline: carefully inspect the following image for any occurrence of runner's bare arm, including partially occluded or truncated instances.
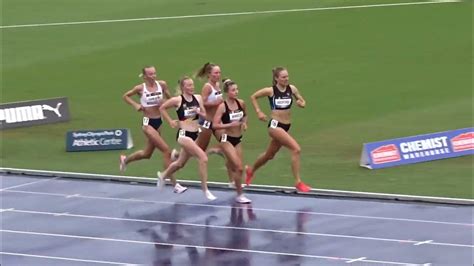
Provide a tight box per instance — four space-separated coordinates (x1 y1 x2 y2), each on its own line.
123 85 143 111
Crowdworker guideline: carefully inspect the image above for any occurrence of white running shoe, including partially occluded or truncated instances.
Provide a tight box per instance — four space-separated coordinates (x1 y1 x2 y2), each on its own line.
174 183 188 194
156 171 165 190
204 190 217 201
119 155 127 172
171 149 179 162
235 194 252 204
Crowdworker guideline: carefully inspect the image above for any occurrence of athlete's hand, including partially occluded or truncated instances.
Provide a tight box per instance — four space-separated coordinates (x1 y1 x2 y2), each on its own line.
257 111 267 121
135 104 143 111
169 120 178 128
241 122 248 131
195 107 206 118
296 99 305 108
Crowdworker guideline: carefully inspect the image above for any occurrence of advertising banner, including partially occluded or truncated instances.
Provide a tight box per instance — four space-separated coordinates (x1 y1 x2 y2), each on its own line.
360 128 473 169
0 97 70 129
66 129 133 152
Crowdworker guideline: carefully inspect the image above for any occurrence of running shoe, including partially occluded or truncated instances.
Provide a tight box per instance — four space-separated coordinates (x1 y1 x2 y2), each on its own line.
171 149 179 162
295 182 311 192
204 190 217 201
235 194 252 204
156 171 165 190
174 183 188 194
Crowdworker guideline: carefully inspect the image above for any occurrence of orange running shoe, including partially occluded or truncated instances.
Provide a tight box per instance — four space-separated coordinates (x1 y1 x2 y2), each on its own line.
245 165 254 186
296 182 311 192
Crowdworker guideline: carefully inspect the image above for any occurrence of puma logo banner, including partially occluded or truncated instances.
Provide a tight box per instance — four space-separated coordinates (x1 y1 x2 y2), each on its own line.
0 97 70 129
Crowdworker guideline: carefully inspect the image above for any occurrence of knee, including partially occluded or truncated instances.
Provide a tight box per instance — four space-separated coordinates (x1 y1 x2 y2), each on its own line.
200 155 208 164
235 163 243 175
292 146 301 156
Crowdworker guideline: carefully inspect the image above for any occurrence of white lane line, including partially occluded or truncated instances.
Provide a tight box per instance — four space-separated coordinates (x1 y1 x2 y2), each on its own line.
0 251 134 265
3 167 473 205
53 212 69 217
0 176 60 191
66 194 80 198
347 257 368 263
0 0 460 29
0 208 15 213
4 189 472 227
0 229 418 265
3 208 472 248
414 240 434 246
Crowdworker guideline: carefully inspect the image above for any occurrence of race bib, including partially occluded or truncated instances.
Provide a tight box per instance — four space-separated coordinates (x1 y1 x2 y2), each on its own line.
178 129 186 138
229 111 244 122
220 134 227 143
143 117 150 126
145 92 162 105
184 108 197 118
270 119 278 129
202 120 211 129
275 98 292 107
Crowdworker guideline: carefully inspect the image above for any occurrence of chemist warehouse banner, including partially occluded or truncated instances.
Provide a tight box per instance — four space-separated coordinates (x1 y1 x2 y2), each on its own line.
360 128 473 169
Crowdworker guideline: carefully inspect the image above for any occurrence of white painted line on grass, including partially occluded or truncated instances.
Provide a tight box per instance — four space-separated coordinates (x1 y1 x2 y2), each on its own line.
0 229 418 265
0 251 134 265
4 189 473 227
0 0 461 29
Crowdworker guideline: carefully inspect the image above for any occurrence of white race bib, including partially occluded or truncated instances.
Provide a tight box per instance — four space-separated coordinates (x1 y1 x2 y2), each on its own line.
143 117 150 126
270 119 278 129
275 98 292 107
220 134 227 143
184 108 197 118
229 111 244 122
202 120 211 129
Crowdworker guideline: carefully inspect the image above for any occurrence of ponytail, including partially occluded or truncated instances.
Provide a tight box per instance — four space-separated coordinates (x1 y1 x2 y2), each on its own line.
196 62 217 79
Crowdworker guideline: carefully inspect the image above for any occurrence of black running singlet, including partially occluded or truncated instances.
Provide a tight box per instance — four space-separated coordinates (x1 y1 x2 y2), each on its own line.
221 100 245 124
268 85 293 110
176 94 199 121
